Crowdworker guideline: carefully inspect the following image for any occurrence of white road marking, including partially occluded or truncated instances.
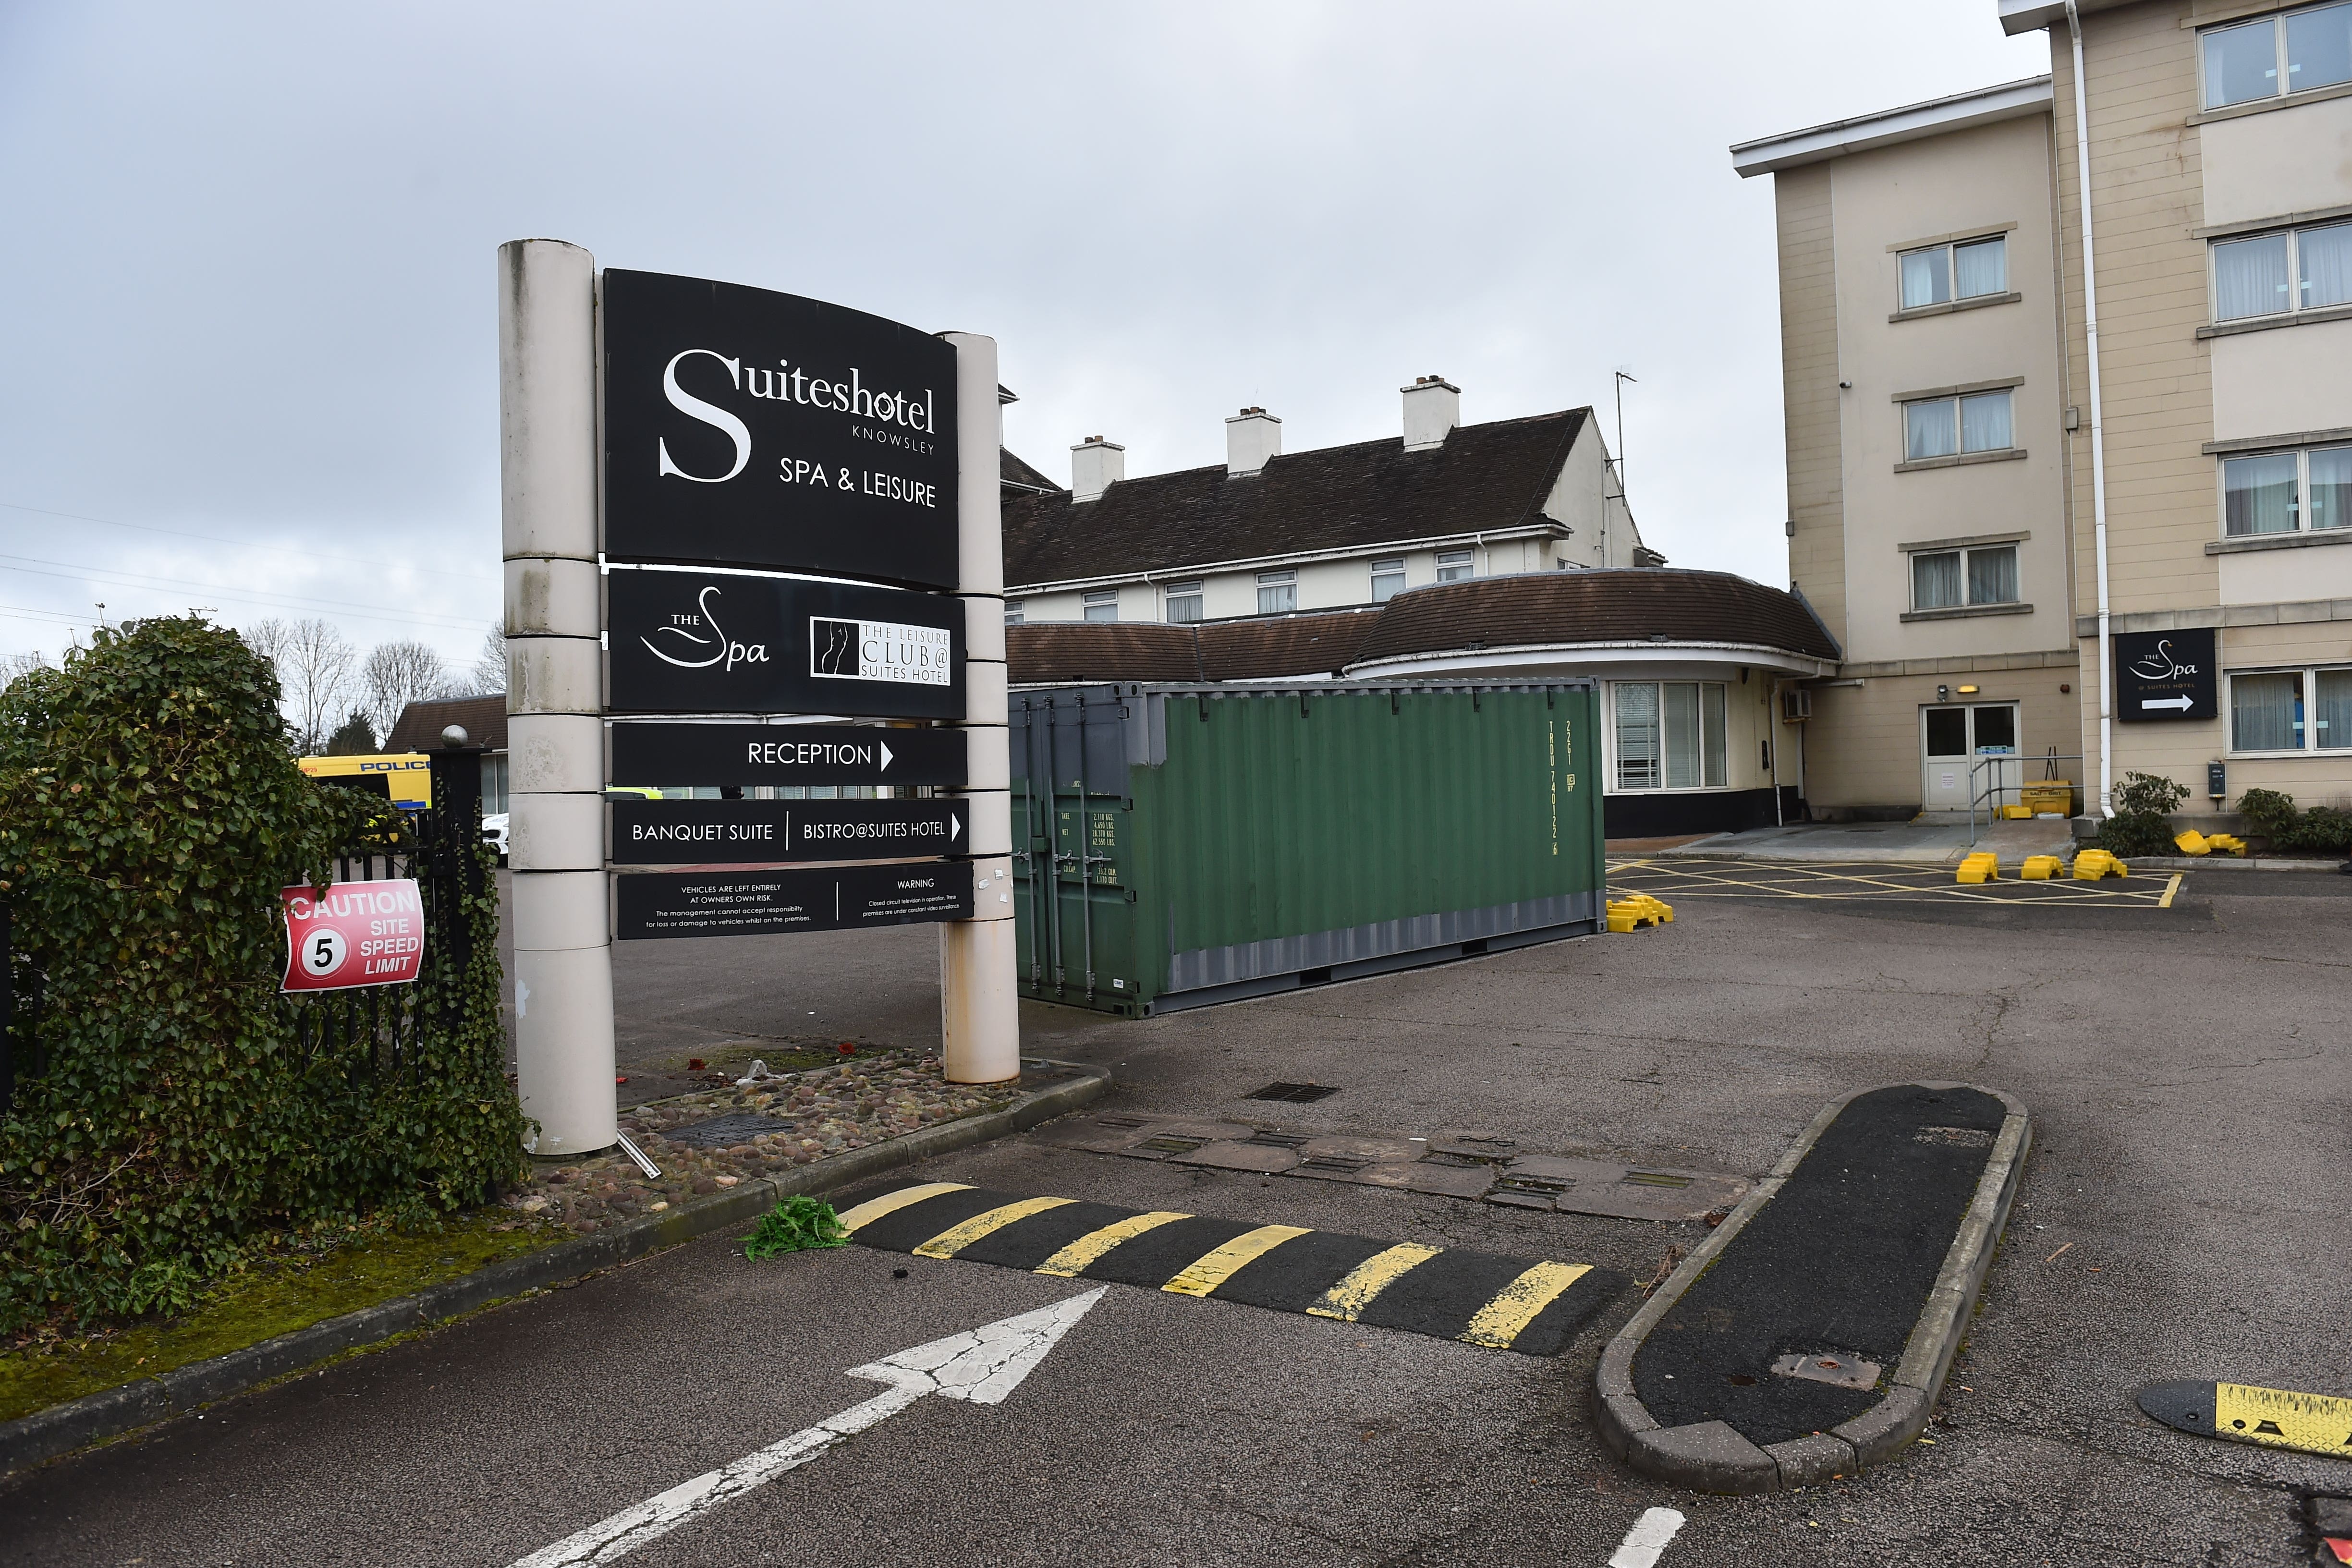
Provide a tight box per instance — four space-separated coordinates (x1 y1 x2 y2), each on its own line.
507 1288 1109 1568
1607 1506 1687 1568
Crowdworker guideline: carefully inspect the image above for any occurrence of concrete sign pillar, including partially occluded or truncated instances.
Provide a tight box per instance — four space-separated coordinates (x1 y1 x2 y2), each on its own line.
499 238 618 1157
939 332 1019 1085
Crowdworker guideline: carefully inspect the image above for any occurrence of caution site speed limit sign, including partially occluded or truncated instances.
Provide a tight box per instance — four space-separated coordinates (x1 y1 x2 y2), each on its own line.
281 879 427 992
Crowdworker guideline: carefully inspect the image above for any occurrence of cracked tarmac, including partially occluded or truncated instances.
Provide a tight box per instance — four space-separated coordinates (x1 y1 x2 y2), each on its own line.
7 867 2347 1565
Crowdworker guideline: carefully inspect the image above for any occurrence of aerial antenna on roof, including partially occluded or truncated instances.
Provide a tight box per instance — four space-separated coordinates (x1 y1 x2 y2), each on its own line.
1610 369 1636 567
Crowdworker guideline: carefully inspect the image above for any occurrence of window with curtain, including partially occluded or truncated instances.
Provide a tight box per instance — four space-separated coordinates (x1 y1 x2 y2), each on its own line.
1905 392 2013 460
1960 391 2012 453
1255 570 1295 614
2206 4 2352 109
2317 669 2352 750
1968 545 2020 605
1614 682 1660 790
1906 401 1959 461
1613 682 1729 791
1003 601 1026 626
2222 444 2351 535
1370 559 1405 603
1910 543 2019 610
1163 581 1203 623
2299 222 2352 310
1083 590 1120 622
1435 550 1474 583
1913 551 1964 610
1898 235 2007 310
2231 671 2304 751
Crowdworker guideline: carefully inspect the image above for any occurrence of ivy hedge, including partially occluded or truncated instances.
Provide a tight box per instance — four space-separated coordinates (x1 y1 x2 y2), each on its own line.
0 618 526 1334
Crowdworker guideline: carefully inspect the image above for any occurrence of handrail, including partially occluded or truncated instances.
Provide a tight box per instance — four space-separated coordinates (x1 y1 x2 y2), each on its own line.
1966 752 2087 846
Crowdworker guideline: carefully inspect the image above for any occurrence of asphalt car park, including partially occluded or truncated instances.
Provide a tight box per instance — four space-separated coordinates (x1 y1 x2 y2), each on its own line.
10 865 2348 1565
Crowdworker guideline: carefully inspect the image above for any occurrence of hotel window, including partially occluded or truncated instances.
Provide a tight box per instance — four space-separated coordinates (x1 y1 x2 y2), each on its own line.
1909 543 2019 611
2213 222 2352 321
1255 570 1296 614
1163 580 1203 623
1003 600 1025 626
2203 2 2352 109
2222 444 2352 535
2230 666 2352 752
1435 549 1475 583
1612 682 1729 791
1082 590 1119 623
1370 558 1406 603
1899 234 2008 309
1904 390 2013 462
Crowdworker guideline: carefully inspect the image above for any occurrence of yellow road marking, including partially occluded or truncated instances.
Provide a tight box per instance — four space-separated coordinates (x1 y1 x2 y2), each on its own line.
2215 1382 2352 1457
1033 1210 1193 1277
2160 872 2182 909
1162 1224 1314 1297
1459 1261 1592 1348
1609 856 2173 909
835 1181 973 1234
1304 1242 1443 1320
912 1196 1074 1259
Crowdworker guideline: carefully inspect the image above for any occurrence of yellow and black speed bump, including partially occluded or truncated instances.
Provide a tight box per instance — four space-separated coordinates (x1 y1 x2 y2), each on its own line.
831 1179 1626 1356
2139 1379 2352 1459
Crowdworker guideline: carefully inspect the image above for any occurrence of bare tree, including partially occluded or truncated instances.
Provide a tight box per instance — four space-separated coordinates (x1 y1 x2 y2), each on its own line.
467 620 506 697
0 650 52 687
362 640 451 743
244 617 356 752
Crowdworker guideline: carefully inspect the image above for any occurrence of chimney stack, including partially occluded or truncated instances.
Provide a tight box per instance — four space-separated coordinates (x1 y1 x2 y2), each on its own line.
1070 435 1124 502
1401 375 1460 451
1225 406 1281 476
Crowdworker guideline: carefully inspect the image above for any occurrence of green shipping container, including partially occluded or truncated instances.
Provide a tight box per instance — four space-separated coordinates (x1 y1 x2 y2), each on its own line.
1010 681 1607 1017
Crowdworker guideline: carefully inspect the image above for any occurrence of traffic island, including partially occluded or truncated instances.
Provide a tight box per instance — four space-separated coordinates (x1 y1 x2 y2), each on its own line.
1593 1082 2029 1494
0 1058 1108 1480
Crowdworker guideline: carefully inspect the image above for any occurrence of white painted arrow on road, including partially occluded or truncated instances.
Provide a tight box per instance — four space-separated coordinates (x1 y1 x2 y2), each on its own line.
508 1288 1108 1568
2140 695 2195 712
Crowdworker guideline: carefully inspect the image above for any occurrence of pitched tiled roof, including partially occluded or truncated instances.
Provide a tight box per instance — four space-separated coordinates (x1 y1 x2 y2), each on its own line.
1004 570 1839 685
1003 409 1591 587
1000 447 1061 497
386 693 509 753
1353 570 1843 664
1007 610 1379 686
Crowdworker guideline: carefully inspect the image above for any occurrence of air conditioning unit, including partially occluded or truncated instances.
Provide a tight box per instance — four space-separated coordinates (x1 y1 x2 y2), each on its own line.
1781 688 1813 724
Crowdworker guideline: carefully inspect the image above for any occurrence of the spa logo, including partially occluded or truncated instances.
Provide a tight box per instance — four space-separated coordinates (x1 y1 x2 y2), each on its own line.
2128 639 2200 682
638 585 769 673
810 617 951 687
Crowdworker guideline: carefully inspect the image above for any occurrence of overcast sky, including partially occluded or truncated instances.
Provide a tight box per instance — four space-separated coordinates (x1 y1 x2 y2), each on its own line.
0 1 2050 672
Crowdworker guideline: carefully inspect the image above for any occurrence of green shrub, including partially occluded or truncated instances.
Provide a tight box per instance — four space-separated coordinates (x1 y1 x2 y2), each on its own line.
2096 771 2189 858
2236 786 2352 854
0 618 524 1333
742 1195 849 1259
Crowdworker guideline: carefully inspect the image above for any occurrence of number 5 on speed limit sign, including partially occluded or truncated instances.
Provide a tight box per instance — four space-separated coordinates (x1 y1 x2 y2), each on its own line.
281 879 427 992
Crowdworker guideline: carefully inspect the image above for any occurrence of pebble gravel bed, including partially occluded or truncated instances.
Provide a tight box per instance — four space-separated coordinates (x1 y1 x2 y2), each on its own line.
503 1052 1017 1236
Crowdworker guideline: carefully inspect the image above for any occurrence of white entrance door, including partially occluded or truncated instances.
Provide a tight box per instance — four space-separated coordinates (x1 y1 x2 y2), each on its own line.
1921 704 2021 810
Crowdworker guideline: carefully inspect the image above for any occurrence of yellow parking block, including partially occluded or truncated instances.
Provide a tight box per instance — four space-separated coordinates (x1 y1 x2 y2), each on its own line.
2019 855 2064 880
1607 894 1674 932
1956 851 1999 884
2073 850 2128 880
2205 833 2247 855
2173 830 2209 855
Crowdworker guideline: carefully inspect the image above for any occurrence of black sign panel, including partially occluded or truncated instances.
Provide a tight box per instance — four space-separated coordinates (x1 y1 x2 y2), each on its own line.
607 570 963 719
609 799 968 866
614 861 973 940
2115 628 2218 722
609 722 965 789
601 270 959 589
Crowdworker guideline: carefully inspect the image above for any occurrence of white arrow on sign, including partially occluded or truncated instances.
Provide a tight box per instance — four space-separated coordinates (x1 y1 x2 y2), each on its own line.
951 813 961 841
878 740 894 773
508 1288 1107 1568
2141 695 2195 712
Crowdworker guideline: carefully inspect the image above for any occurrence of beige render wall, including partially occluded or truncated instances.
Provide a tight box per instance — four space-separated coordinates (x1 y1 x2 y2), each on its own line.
1775 163 1849 646
2052 1 2223 805
1797 659 2087 814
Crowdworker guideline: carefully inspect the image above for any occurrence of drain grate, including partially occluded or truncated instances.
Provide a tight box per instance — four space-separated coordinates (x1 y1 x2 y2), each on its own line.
1244 1130 1310 1150
1094 1115 1148 1130
1621 1170 1694 1189
1298 1152 1373 1174
1245 1082 1341 1103
1139 1135 1207 1155
660 1111 795 1148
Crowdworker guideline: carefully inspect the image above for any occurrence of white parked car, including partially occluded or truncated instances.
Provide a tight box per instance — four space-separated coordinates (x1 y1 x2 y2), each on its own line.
482 812 510 862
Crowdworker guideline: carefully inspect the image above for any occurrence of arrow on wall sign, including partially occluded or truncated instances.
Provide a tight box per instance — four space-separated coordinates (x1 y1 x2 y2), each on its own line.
879 740 894 772
2140 696 2195 712
508 1288 1107 1567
